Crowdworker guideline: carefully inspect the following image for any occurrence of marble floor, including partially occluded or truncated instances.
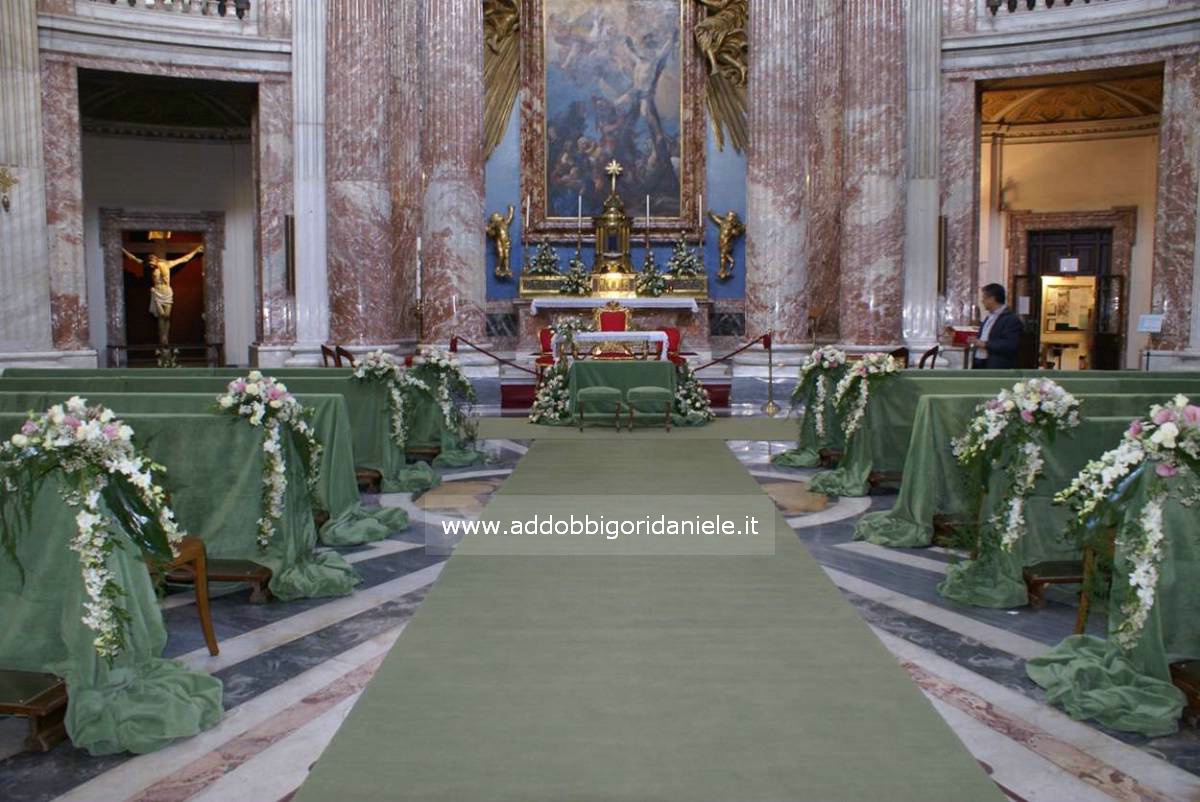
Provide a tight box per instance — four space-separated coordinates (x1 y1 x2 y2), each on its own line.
2 435 1199 802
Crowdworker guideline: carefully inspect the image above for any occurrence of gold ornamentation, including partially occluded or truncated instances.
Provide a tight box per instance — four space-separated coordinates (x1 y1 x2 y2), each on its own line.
486 204 516 279
693 0 748 153
483 0 521 159
708 209 744 281
0 167 18 213
605 160 624 192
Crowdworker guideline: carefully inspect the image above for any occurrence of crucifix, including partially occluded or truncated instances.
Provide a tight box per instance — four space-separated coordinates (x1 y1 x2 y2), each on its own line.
122 235 204 346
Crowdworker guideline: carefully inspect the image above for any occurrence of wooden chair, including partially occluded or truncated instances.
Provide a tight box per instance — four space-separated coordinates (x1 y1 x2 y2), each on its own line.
889 347 910 368
918 345 940 369
321 344 337 367
0 670 68 752
335 346 357 368
593 300 632 332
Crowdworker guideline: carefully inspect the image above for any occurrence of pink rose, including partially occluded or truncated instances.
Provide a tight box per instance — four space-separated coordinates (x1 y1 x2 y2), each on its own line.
268 386 285 401
103 423 120 440
1020 409 1034 423
1153 408 1177 425
1156 462 1179 478
1128 420 1143 437
63 415 81 429
20 420 37 435
232 380 246 394
1183 405 1200 425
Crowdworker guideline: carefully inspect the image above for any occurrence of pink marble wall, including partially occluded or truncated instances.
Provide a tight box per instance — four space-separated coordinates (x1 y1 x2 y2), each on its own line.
390 0 422 343
36 0 71 14
40 56 89 350
745 0 808 342
941 0 975 36
421 0 486 343
1151 53 1200 351
256 78 296 345
326 0 395 345
838 0 906 346
802 4 845 340
258 0 292 40
939 75 980 326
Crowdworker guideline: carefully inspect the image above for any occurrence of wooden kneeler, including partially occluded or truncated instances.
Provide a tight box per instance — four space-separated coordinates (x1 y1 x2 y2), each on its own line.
0 670 68 752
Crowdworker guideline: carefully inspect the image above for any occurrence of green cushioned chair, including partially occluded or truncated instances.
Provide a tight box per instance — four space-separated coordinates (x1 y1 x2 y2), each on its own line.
577 386 624 432
626 385 673 432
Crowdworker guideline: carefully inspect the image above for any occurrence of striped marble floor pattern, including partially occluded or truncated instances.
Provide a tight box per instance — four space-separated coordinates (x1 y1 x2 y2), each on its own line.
1 437 1198 802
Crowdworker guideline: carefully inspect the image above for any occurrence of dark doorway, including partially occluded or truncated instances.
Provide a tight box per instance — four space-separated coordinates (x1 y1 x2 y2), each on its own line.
121 230 206 354
1012 228 1123 370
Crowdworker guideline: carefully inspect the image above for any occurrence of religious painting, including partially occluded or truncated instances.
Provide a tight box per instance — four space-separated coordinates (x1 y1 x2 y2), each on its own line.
522 0 705 241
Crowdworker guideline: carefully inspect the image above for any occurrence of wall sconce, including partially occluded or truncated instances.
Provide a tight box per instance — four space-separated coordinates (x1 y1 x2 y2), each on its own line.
0 168 18 213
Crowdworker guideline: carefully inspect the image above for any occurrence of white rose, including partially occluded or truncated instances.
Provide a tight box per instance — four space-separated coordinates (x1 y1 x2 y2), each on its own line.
219 396 235 408
245 383 261 397
10 434 28 447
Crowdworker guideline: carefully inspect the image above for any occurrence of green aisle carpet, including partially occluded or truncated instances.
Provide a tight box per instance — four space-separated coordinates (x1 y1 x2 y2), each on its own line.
476 415 799 441
296 439 1001 801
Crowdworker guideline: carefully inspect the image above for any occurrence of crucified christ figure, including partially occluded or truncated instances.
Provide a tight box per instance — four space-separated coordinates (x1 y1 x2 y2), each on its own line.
123 244 204 346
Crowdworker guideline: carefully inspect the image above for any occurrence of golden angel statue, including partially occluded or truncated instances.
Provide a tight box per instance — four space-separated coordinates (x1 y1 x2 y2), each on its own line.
122 244 204 345
708 210 744 281
486 205 516 279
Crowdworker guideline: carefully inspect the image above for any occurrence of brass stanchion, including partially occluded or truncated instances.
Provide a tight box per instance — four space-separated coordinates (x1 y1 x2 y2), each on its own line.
761 330 780 417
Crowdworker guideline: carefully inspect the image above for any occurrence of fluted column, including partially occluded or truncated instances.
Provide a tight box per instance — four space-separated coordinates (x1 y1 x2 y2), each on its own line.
326 0 396 345
745 0 807 341
838 0 906 346
390 0 422 344
41 57 89 350
292 0 329 349
0 0 53 351
1151 53 1200 351
939 74 979 327
801 4 844 340
420 0 486 344
903 0 942 348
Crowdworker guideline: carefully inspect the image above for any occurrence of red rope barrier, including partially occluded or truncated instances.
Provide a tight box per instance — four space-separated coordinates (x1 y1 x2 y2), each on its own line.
694 334 770 372
449 335 538 376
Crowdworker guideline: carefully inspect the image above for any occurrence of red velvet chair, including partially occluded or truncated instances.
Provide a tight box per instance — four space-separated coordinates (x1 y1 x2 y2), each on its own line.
654 327 693 366
594 301 631 332
534 327 556 380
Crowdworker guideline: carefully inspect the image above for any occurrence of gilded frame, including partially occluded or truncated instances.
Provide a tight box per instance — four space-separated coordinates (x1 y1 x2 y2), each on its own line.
520 0 706 243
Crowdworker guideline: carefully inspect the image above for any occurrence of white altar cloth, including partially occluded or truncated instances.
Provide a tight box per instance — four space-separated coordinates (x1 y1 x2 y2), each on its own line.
530 298 699 315
551 331 670 361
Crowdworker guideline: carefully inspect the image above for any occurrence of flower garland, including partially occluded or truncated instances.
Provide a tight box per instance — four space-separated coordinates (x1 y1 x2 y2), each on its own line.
832 353 899 441
559 257 592 296
0 398 185 658
1055 395 1200 650
354 349 477 452
636 255 668 298
524 241 561 276
951 378 1081 553
674 361 714 424
529 359 571 424
218 372 323 550
665 238 704 277
795 346 846 440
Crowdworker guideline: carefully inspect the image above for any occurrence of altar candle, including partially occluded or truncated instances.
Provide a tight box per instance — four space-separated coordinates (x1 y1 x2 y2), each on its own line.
524 195 531 232
452 294 458 318
577 194 582 234
416 236 423 301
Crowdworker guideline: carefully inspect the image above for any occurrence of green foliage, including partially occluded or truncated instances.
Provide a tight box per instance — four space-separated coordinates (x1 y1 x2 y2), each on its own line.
525 241 562 276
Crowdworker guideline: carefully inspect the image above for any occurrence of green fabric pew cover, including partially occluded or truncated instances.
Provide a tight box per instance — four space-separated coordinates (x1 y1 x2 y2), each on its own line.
0 476 223 755
1027 467 1197 738
808 374 1200 497
0 391 407 546
0 412 359 601
0 374 459 493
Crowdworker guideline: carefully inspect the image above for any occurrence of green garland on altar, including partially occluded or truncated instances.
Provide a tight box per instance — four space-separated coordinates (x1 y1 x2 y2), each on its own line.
665 238 704 278
636 253 668 297
559 255 592 296
525 241 561 276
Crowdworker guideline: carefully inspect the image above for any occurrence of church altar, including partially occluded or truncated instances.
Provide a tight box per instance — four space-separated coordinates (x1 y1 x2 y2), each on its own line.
552 331 670 360
530 298 699 315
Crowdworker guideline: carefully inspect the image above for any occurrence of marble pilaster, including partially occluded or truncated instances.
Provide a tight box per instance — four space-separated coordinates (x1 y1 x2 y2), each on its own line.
420 0 486 344
0 0 53 351
1151 52 1200 351
939 74 980 326
903 0 942 348
390 0 421 344
745 0 808 342
326 0 396 346
801 3 844 341
255 78 295 346
838 0 906 346
291 0 328 352
40 56 89 350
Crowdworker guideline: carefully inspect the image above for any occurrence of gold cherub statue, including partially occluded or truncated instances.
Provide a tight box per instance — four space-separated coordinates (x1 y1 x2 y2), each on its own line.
708 210 744 281
486 204 515 279
122 244 204 345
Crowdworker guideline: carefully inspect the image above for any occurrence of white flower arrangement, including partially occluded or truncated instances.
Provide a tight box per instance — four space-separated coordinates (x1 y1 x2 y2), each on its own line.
952 378 1081 555
529 359 572 424
674 361 714 424
796 347 847 440
217 372 322 550
832 353 898 441
1056 395 1200 651
1 397 185 659
354 349 476 450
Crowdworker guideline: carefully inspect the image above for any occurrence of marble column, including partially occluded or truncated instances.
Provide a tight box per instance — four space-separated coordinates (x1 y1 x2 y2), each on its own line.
744 0 808 342
1151 52 1200 351
390 0 422 344
801 4 844 341
292 0 329 351
41 57 89 350
902 0 942 349
326 0 397 346
0 0 53 351
838 0 906 346
255 78 295 346
420 0 486 344
939 74 980 326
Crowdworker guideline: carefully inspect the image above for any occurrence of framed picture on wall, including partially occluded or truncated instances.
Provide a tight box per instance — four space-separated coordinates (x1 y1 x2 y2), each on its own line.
521 0 707 242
